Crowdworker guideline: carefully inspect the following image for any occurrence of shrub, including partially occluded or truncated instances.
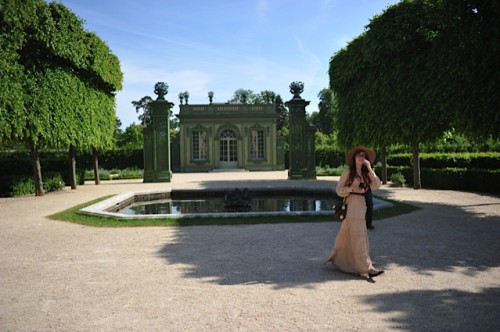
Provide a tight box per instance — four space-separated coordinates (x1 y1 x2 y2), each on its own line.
84 169 95 180
98 169 111 180
390 173 406 187
43 172 65 192
60 168 86 186
0 172 65 197
83 168 144 180
9 176 35 196
316 165 345 176
117 167 143 179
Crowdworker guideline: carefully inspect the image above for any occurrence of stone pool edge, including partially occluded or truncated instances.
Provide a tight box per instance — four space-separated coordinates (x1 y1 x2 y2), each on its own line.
79 188 393 220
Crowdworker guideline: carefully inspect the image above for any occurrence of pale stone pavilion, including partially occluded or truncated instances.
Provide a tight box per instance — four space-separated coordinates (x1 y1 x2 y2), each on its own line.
175 103 286 172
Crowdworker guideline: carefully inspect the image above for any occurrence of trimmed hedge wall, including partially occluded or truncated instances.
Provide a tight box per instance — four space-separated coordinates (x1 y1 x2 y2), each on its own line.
315 146 344 168
387 152 500 169
0 149 143 179
377 166 500 195
1 149 498 195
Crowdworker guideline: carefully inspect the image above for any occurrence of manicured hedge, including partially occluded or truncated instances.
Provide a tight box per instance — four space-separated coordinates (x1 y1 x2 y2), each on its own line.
1 150 498 195
315 146 345 168
387 152 500 170
0 149 142 179
0 172 65 197
377 166 500 194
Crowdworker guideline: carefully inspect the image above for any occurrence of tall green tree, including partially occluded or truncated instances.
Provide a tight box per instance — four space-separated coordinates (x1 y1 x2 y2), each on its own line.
255 90 276 104
0 0 123 195
229 89 257 104
427 0 499 139
132 96 179 139
132 96 154 127
229 89 289 131
274 95 289 131
329 0 497 188
317 88 336 135
116 123 144 150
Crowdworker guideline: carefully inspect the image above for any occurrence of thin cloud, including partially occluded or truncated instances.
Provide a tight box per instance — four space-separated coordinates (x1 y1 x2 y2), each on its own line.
256 0 269 22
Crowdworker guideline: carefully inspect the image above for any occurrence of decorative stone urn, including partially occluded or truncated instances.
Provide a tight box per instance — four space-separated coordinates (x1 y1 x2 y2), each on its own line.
154 82 168 101
289 81 304 99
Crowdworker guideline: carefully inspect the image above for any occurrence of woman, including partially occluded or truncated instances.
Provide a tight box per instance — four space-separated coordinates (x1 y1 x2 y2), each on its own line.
327 145 384 278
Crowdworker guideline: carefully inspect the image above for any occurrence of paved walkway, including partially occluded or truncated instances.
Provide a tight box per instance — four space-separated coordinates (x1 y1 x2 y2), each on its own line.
1 171 499 331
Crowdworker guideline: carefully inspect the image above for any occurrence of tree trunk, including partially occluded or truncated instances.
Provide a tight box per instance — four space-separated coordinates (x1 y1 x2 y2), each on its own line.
93 148 100 185
412 141 421 189
69 145 77 190
381 146 388 185
29 140 44 196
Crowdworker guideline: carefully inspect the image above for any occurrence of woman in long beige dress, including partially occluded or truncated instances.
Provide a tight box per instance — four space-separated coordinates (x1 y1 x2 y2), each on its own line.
327 145 384 278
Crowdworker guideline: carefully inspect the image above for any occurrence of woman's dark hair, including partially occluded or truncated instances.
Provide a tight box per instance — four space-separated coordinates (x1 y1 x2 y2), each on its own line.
346 151 372 186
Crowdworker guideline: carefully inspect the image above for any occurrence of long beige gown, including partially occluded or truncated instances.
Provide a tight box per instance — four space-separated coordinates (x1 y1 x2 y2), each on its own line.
327 168 381 276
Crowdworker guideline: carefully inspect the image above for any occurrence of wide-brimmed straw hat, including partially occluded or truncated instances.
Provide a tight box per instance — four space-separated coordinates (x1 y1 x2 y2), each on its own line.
345 145 376 165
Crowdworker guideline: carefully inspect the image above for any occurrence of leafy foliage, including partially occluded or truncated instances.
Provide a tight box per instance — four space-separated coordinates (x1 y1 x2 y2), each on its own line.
0 0 123 195
316 89 336 135
132 96 154 127
390 173 406 187
228 89 289 130
274 95 289 131
329 0 499 188
0 172 64 197
229 89 257 104
116 123 144 150
330 0 499 146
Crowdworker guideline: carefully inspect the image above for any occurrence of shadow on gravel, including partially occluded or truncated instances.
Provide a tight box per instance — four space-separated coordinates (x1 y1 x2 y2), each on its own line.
156 195 500 328
361 287 500 331
157 196 500 282
156 185 500 327
157 221 346 288
372 203 500 277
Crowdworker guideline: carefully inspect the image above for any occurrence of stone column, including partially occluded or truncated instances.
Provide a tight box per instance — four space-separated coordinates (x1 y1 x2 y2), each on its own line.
285 81 316 180
143 82 174 182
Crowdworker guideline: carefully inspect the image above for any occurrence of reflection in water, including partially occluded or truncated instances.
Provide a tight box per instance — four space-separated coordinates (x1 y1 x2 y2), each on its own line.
120 197 335 215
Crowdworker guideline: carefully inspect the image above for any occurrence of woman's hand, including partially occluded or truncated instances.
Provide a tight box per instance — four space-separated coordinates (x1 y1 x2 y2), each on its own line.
363 159 372 171
351 186 368 194
363 159 378 178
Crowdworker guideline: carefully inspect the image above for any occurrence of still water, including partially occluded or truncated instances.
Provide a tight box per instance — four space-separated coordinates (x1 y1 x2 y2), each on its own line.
119 197 336 215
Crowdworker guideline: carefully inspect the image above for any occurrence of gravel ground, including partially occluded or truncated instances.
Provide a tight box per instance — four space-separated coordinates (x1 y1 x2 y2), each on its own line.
0 171 499 331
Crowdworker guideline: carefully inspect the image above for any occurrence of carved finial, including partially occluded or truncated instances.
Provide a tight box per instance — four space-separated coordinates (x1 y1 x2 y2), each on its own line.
208 91 214 104
154 82 168 100
289 81 304 98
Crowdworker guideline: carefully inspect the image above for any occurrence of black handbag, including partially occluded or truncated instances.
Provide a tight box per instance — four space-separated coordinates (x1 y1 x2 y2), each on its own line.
333 198 347 221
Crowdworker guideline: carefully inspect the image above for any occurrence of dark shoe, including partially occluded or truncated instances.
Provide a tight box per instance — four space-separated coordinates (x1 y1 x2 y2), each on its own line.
324 259 334 265
368 270 384 278
367 225 375 230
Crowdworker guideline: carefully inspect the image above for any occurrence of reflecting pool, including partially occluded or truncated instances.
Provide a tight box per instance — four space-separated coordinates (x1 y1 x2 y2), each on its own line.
119 196 336 215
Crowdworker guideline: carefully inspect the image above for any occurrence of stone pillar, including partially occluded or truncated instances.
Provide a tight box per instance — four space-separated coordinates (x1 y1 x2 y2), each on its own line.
143 82 174 182
285 81 316 180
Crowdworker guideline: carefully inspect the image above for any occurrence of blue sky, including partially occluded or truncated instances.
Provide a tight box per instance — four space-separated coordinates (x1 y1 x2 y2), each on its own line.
54 0 399 128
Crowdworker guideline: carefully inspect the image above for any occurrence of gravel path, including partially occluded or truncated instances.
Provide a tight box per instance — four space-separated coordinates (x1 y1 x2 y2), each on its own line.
1 171 499 331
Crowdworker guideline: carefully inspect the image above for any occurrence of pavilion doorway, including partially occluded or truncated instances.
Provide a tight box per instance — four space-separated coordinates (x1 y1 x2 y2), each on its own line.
219 129 238 168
